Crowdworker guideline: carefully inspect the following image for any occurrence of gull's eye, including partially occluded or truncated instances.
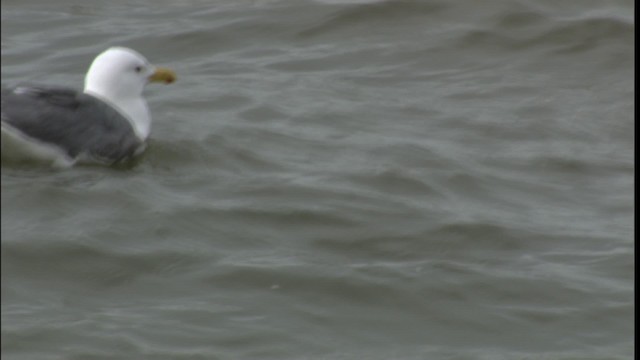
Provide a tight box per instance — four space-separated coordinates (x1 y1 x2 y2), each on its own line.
135 65 143 73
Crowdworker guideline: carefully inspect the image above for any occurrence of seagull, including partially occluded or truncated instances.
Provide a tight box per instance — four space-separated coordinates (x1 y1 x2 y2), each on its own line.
1 46 176 167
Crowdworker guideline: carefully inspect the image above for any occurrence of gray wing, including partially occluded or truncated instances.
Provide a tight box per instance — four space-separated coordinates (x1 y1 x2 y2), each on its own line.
1 85 144 163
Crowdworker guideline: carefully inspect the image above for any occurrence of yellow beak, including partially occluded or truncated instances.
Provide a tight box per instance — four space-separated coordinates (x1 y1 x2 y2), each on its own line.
149 66 176 84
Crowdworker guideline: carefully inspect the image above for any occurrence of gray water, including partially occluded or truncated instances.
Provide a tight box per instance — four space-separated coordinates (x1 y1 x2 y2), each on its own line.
1 0 634 359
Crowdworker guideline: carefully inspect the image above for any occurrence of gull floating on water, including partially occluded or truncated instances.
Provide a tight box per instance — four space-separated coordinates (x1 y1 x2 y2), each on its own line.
1 47 176 167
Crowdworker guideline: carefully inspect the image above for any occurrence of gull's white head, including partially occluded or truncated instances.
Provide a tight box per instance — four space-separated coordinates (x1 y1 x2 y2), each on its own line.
84 46 175 100
83 47 176 140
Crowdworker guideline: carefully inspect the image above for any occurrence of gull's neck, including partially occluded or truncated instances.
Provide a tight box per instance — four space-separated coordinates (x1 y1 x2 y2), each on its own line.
84 88 151 140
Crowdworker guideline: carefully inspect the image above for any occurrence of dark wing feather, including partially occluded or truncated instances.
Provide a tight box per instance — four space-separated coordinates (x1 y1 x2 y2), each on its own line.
1 85 143 163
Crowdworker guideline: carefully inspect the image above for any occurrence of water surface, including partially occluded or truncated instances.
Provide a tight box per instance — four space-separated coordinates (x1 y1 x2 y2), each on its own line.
1 1 634 359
